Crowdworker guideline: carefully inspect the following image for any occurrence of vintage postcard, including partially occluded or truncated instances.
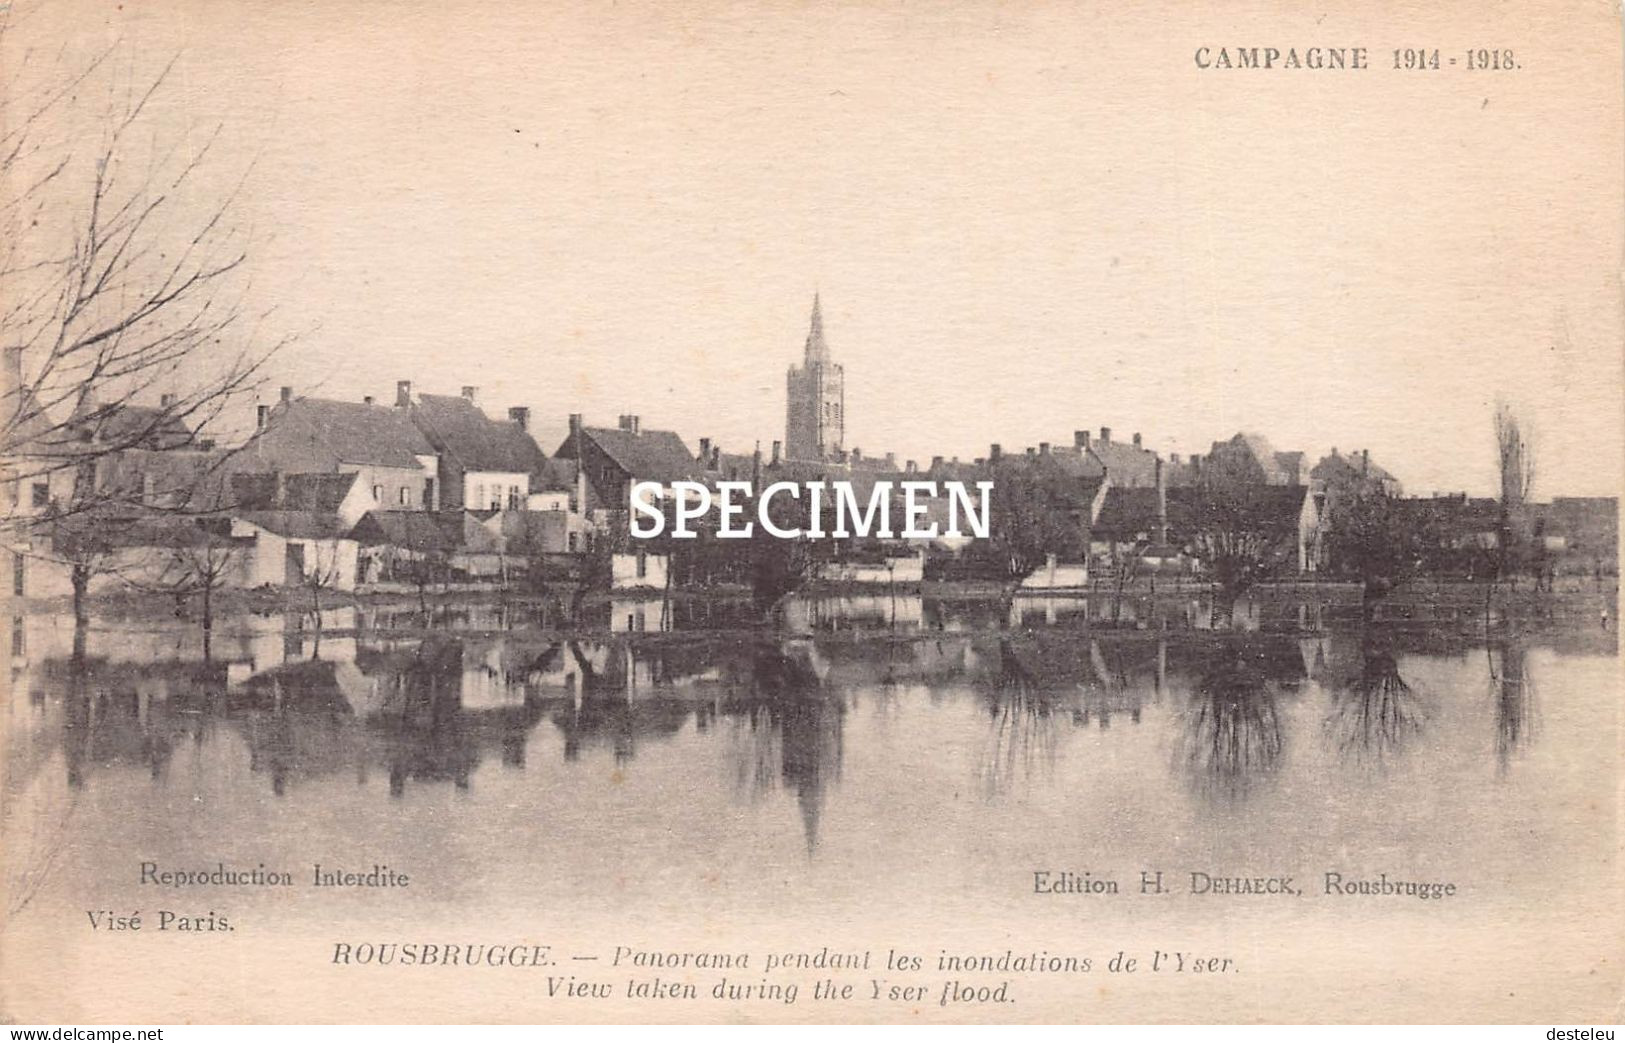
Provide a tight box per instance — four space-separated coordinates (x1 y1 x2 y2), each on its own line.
1 0 1620 1026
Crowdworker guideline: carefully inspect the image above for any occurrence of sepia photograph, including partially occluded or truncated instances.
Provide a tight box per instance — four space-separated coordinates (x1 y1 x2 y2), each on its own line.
1 0 1620 1027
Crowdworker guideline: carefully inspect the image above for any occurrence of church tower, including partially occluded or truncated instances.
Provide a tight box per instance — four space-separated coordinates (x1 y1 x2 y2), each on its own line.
785 293 845 461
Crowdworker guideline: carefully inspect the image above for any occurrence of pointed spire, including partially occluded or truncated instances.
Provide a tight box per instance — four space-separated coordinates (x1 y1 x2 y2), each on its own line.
804 292 828 362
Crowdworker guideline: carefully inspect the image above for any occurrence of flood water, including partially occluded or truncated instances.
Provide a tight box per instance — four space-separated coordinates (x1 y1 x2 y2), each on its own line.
3 591 1619 1020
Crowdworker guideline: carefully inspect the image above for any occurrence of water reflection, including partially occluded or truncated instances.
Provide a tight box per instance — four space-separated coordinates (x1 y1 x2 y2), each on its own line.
2 596 1613 896
1176 642 1295 802
1489 636 1539 775
1323 638 1427 766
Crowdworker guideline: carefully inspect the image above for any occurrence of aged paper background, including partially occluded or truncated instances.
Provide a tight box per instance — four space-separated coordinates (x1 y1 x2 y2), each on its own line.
2 0 1621 1024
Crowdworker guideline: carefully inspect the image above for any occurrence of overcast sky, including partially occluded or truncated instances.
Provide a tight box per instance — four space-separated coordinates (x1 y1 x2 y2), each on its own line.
12 0 1622 497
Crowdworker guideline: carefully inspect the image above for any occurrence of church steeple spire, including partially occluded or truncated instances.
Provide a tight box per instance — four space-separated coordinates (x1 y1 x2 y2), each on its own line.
804 292 828 362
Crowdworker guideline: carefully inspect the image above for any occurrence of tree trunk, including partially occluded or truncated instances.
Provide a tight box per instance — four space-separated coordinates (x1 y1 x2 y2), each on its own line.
71 564 90 629
201 581 214 662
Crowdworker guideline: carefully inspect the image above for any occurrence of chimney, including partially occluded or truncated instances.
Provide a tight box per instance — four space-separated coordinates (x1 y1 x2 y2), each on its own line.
1039 441 1051 456
709 447 720 469
160 392 176 410
396 380 412 407
256 404 269 430
771 440 782 466
618 414 640 434
1099 426 1111 444
1361 449 1370 476
1155 457 1168 544
989 444 1002 463
1132 432 1142 448
1025 447 1037 460
1075 430 1091 448
752 442 763 486
568 412 583 434
1171 452 1182 465
363 395 375 406
698 437 712 463
508 406 530 432
851 447 862 464
884 452 896 469
461 385 478 403
280 386 293 403
930 455 944 471
905 459 917 474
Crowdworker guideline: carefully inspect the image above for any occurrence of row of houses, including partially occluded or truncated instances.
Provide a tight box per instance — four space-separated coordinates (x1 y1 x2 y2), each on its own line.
4 373 1616 598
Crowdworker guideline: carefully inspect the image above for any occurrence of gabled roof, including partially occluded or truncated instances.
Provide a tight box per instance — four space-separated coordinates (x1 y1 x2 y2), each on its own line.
1311 450 1397 484
1092 487 1160 536
349 510 468 552
1173 484 1311 539
97 448 235 511
1093 485 1311 540
242 397 434 470
410 394 547 475
1086 440 1158 486
565 425 697 483
236 510 354 540
69 402 194 450
231 472 360 513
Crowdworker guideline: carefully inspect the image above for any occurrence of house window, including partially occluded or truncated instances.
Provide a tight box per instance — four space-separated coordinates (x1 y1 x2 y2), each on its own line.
567 532 579 552
636 550 648 579
11 552 23 596
31 482 48 508
398 487 410 506
507 487 520 511
372 484 384 502
474 482 485 507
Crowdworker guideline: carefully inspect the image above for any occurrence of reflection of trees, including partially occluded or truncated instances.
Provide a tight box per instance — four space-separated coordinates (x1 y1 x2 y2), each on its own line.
1177 647 1284 801
1489 636 1538 775
1323 638 1426 766
981 637 1062 797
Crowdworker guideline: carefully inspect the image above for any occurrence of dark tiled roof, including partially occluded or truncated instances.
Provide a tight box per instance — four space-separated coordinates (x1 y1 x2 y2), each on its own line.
236 510 353 540
1087 440 1158 485
98 449 235 511
349 510 467 552
231 472 360 513
245 398 434 470
1172 485 1310 538
411 394 547 475
1094 485 1310 539
533 456 579 492
71 403 193 450
574 426 697 482
1093 487 1162 536
1312 450 1396 484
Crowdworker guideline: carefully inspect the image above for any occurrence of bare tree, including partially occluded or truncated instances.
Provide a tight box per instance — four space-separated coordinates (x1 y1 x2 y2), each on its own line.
299 541 348 656
157 529 242 659
2 19 284 611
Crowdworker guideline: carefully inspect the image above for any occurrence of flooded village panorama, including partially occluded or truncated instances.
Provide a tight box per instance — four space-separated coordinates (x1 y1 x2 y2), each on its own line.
1 290 1619 927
